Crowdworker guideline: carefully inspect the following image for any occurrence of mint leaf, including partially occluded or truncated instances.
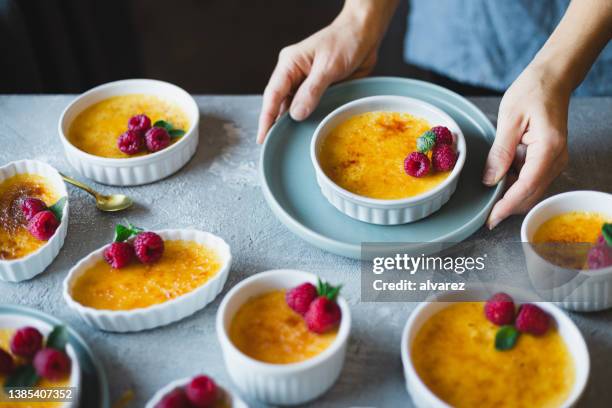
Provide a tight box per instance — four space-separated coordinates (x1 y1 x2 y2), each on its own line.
168 129 185 138
4 365 39 389
49 197 67 222
602 223 612 247
316 278 341 301
113 223 142 242
153 120 173 131
47 325 68 351
495 325 520 351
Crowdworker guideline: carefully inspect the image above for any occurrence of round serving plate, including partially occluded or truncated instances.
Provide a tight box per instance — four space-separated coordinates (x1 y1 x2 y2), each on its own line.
260 77 504 259
0 304 110 408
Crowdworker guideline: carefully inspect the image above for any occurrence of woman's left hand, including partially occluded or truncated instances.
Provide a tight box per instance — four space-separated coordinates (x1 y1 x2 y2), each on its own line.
482 63 571 229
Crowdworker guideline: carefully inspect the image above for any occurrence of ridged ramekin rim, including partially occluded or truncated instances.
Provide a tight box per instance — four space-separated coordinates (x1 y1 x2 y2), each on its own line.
144 376 247 408
58 78 199 167
216 269 351 374
62 228 231 321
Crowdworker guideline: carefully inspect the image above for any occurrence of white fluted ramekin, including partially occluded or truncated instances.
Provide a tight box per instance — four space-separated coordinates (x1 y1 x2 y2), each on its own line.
63 229 231 332
216 269 351 406
311 95 466 225
145 376 248 408
521 191 612 312
0 313 81 408
0 160 69 282
401 288 589 408
58 79 199 186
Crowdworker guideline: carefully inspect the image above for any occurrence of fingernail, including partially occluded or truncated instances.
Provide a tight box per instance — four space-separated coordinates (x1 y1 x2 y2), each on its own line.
291 104 308 121
482 166 498 185
487 217 501 230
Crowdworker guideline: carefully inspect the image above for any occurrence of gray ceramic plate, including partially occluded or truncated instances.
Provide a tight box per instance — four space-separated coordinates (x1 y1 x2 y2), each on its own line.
260 77 504 259
0 304 110 408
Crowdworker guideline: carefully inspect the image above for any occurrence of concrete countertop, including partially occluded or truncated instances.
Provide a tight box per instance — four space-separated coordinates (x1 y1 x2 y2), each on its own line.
0 95 611 407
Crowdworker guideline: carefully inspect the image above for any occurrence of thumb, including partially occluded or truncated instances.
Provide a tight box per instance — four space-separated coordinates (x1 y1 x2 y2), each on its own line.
483 113 524 186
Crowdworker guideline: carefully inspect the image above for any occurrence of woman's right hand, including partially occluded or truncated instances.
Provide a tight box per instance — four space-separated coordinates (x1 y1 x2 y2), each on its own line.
256 0 398 143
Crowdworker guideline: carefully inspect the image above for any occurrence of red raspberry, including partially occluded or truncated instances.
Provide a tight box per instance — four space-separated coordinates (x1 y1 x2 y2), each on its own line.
134 232 165 264
127 114 152 134
20 198 47 221
431 145 457 172
484 292 515 325
0 348 14 375
145 127 171 152
186 375 218 408
515 304 550 335
10 326 43 358
286 283 318 316
305 296 342 334
33 348 71 381
156 388 191 408
404 152 431 178
27 210 60 241
117 130 145 155
103 242 135 269
431 126 453 145
587 235 612 270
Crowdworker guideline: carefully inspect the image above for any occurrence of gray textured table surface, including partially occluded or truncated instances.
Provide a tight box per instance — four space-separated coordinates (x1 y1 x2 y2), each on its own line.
0 95 611 408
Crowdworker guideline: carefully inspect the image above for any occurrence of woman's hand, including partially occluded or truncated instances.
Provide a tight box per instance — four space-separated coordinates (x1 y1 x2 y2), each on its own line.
483 63 570 229
256 0 398 143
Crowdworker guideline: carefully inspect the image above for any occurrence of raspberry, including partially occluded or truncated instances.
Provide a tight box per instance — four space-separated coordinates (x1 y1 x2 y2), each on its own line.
127 114 152 134
587 236 612 270
404 152 431 178
27 210 59 241
484 292 515 325
20 198 47 222
515 304 550 335
117 130 145 155
103 242 135 269
10 326 43 359
431 126 453 145
145 127 171 152
186 375 218 408
416 130 436 153
33 348 71 381
134 232 165 264
0 348 14 375
286 283 318 316
305 296 342 334
431 145 457 172
156 388 191 408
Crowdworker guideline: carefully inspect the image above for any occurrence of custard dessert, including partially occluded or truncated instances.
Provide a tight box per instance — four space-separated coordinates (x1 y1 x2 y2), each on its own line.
319 111 451 199
0 174 59 260
229 290 337 364
412 302 574 408
70 240 221 310
68 94 189 158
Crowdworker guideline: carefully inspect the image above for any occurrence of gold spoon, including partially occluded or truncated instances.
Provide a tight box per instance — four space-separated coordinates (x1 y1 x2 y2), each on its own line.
60 173 134 212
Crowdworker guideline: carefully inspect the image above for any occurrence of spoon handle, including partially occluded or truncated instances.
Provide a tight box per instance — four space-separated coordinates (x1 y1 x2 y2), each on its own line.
60 173 98 198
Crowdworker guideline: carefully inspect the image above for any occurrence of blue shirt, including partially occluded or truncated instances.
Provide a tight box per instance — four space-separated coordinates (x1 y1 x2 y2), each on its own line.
405 0 612 96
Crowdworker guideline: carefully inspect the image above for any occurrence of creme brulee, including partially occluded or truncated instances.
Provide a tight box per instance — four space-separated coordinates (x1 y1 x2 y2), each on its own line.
229 290 337 364
533 211 608 244
0 329 70 408
319 111 451 200
412 302 574 408
70 240 221 310
0 174 59 260
68 94 190 158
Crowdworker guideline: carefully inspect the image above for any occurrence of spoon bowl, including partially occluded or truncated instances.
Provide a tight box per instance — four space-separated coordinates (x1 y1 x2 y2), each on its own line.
60 173 133 212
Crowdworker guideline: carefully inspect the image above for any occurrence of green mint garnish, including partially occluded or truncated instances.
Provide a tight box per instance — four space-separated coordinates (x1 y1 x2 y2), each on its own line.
4 365 39 390
416 130 436 153
316 278 342 301
154 120 186 139
48 197 67 222
46 325 68 352
114 222 143 242
602 223 612 247
495 325 520 351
